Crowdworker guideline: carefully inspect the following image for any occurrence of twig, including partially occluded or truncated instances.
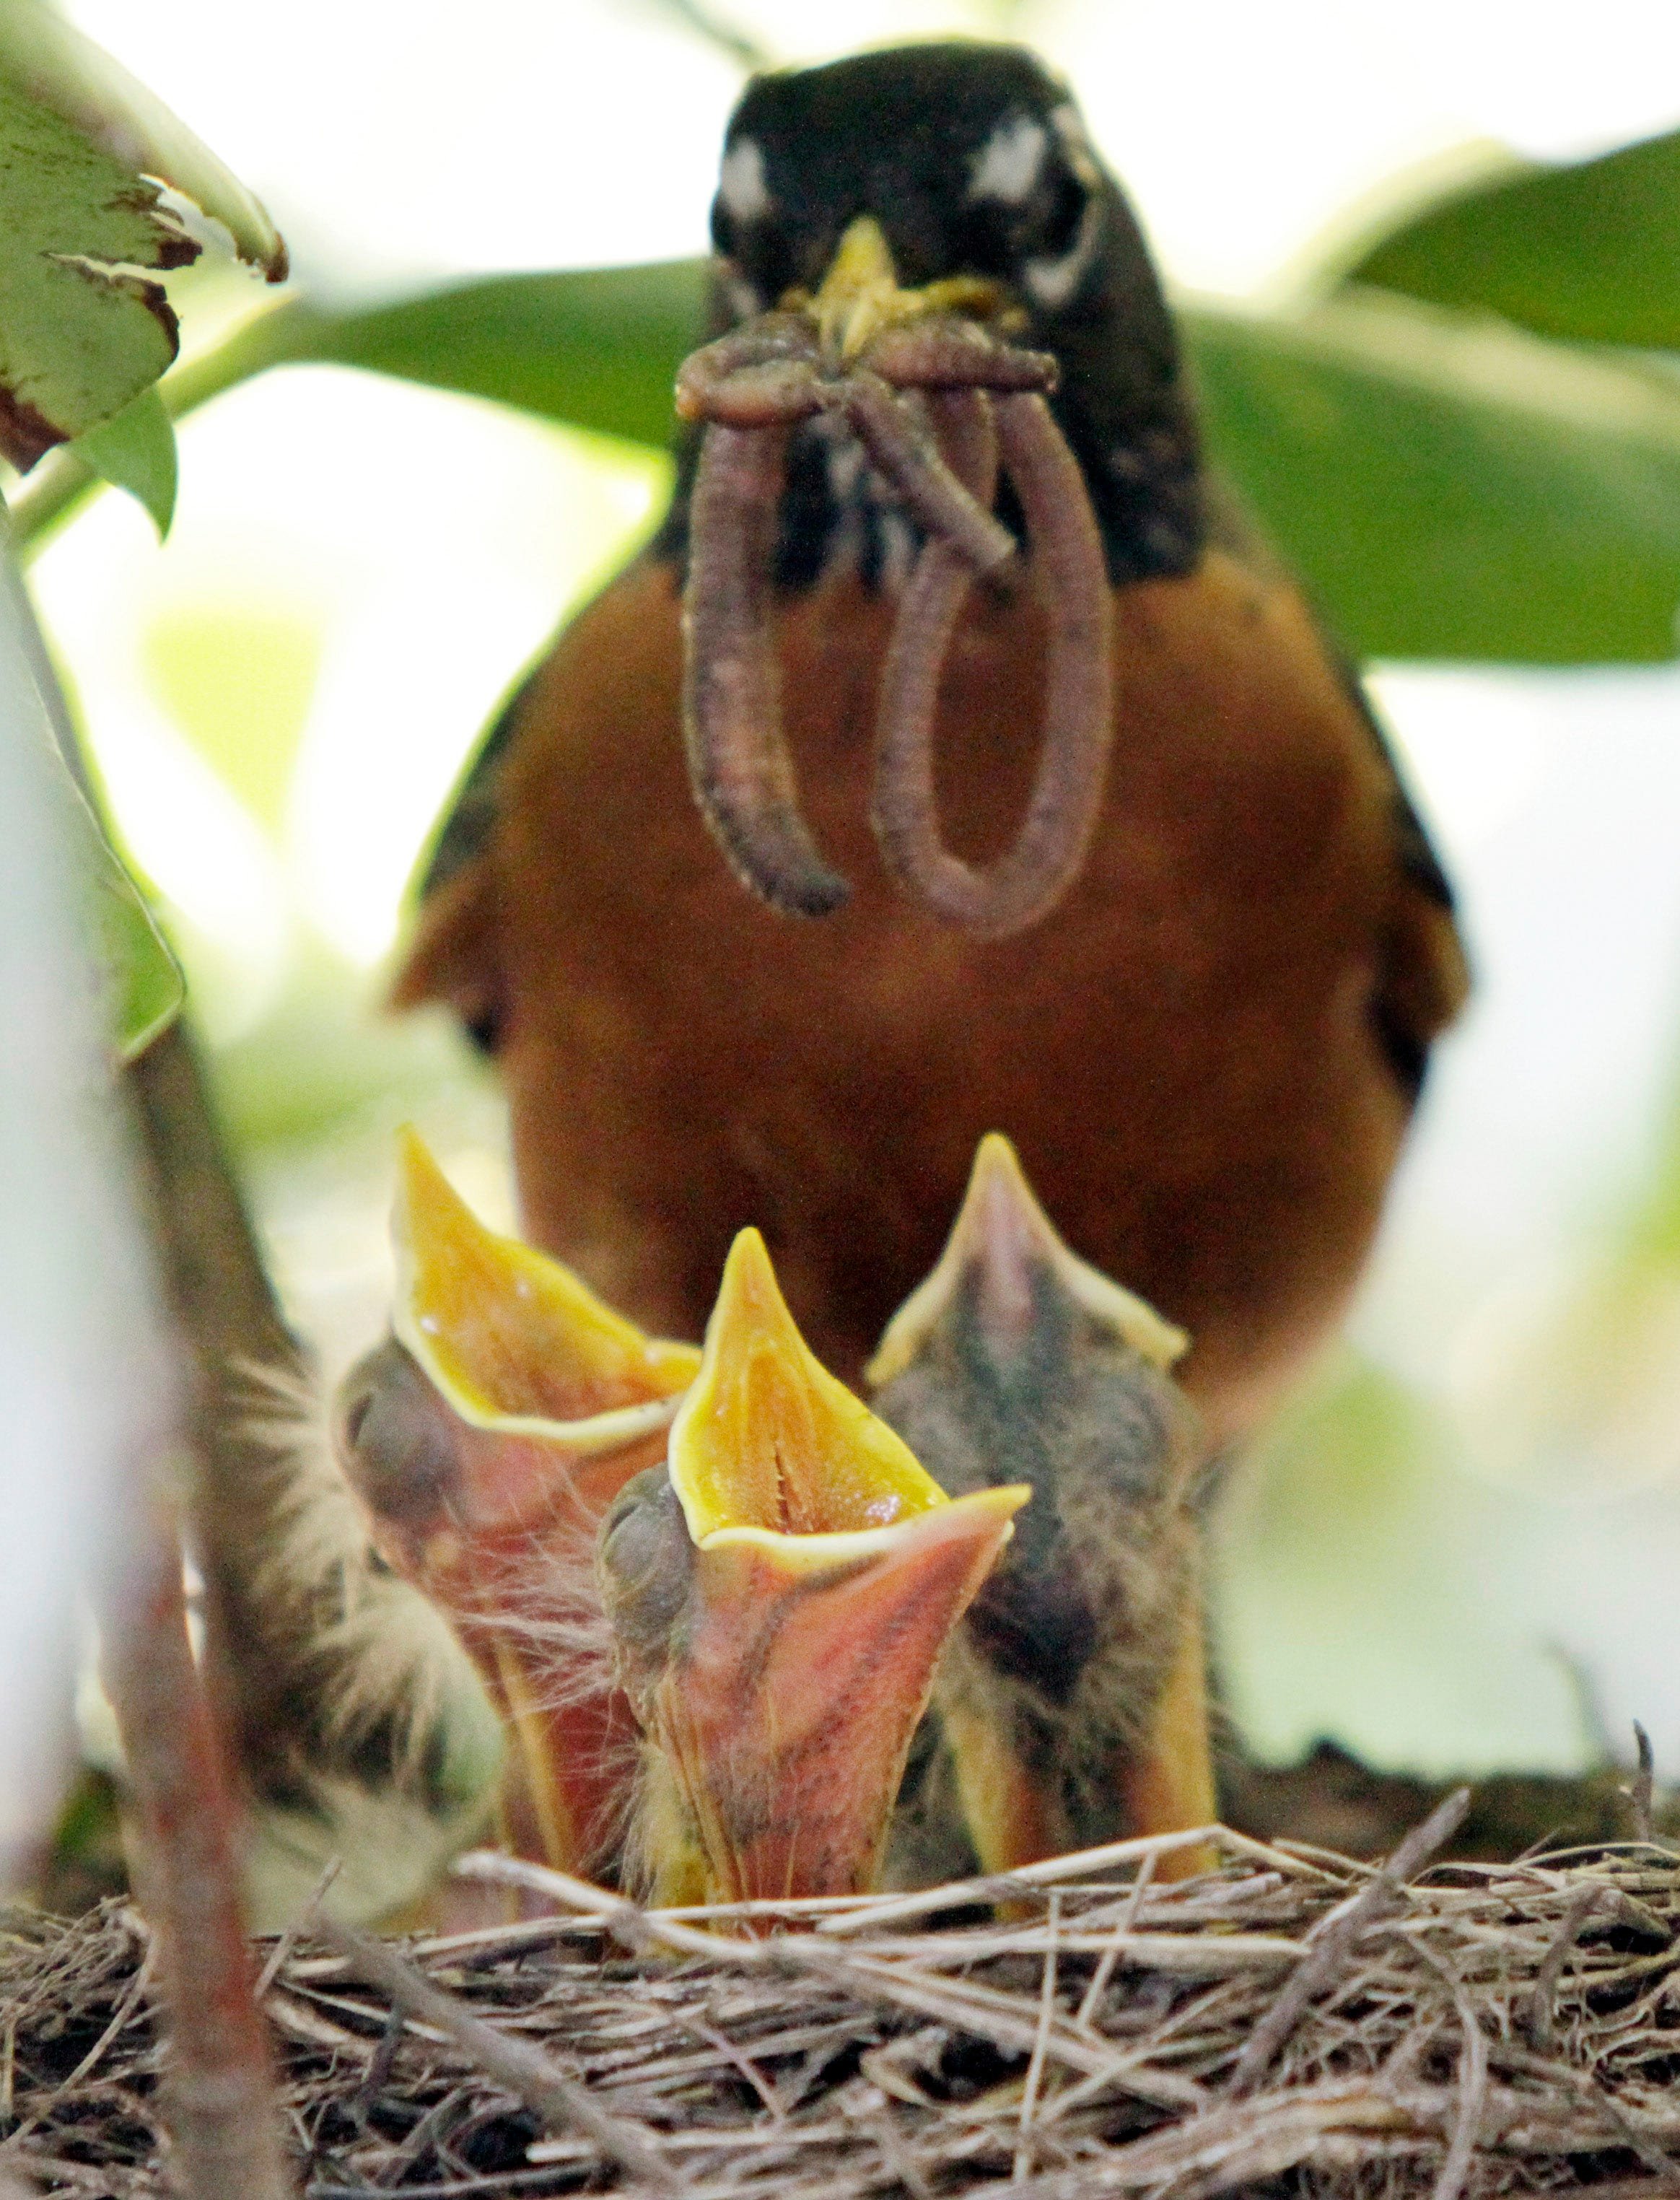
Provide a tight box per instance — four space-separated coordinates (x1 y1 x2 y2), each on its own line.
1003 2079 1417 2199
1417 1955 1487 2200
1014 1890 1060 2175
1523 1882 1609 2051
1075 1852 1155 2031
105 1527 298 2200
255 1857 342 2002
312 1914 678 2191
639 0 771 69
1228 1787 1469 2096
1625 1721 1657 1841
0 1939 156 2155
815 1825 1235 1936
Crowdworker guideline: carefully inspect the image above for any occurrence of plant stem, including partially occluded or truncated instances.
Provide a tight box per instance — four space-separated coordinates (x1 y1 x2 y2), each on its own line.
105 1528 299 2200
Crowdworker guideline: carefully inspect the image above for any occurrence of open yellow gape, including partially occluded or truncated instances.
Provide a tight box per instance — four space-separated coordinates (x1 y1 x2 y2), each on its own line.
336 1129 699 1877
608 1228 1028 1908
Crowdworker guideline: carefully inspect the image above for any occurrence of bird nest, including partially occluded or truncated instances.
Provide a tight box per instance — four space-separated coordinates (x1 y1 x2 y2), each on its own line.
4 1820 1679 2200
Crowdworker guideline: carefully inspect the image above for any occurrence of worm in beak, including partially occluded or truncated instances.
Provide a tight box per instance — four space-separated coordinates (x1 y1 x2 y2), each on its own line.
677 215 1111 938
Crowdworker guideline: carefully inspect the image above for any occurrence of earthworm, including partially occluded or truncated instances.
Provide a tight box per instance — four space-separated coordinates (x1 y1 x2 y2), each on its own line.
677 302 1108 932
834 370 1016 576
675 318 824 429
871 389 1114 940
864 317 1056 395
681 419 852 917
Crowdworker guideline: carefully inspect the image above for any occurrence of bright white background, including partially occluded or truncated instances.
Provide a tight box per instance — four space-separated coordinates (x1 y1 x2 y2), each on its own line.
38 0 1680 1780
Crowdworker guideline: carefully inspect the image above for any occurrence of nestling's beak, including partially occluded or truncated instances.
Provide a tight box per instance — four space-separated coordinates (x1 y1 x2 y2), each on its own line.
599 1228 1028 1908
391 1125 698 1466
335 1128 701 1874
867 1135 1216 1884
867 1131 1188 1391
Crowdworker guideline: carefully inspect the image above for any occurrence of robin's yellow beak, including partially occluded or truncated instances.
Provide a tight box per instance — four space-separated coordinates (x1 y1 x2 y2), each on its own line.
335 1130 702 1876
604 1228 1027 1908
802 214 1002 364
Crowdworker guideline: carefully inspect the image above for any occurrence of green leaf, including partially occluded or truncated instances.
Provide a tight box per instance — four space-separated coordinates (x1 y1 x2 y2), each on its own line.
269 262 709 449
25 254 1680 664
1347 126 1680 350
0 0 285 470
69 385 177 536
1186 291 1680 661
89 827 185 1063
279 262 1680 662
51 754 184 1062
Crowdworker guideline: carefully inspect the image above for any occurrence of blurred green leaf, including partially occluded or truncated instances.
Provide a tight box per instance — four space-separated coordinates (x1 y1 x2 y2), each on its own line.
141 604 320 830
25 256 1680 663
70 387 177 537
273 262 709 450
92 837 185 1064
290 263 1680 663
0 0 285 471
1348 126 1680 350
1188 291 1680 661
54 758 184 1062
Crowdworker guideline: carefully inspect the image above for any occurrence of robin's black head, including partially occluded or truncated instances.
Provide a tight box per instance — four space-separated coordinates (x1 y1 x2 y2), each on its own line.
697 42 1205 586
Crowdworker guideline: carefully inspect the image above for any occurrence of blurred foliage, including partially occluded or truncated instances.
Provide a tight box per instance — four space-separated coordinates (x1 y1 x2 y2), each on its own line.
1445 1060 1680 1506
0 0 282 1062
1352 123 1680 351
42 730 185 1062
278 266 705 453
1211 1356 1584 1772
22 112 1680 665
88 818 185 1062
141 606 320 834
1189 297 1680 660
70 389 177 540
0 0 283 467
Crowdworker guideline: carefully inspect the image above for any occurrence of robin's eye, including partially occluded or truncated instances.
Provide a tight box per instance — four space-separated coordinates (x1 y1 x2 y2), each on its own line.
1038 170 1088 259
711 200 738 256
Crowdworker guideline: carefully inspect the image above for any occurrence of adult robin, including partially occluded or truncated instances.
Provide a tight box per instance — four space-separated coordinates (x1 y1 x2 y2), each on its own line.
395 40 1467 1461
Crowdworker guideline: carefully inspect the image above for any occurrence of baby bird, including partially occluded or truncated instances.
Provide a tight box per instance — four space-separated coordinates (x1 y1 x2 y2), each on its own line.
598 1227 1026 1908
868 1135 1213 1882
335 1129 698 1877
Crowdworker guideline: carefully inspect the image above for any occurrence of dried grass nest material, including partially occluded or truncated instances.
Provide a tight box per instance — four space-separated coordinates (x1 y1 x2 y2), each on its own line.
4 1821 1680 2200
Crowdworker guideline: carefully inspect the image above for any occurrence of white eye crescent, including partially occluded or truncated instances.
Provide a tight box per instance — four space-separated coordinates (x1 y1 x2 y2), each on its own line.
717 136 771 222
1023 193 1102 310
967 111 1049 205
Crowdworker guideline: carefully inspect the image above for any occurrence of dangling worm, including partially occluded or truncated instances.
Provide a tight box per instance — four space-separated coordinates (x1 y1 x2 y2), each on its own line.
681 419 852 917
871 389 1114 940
677 305 1108 933
677 324 1025 919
